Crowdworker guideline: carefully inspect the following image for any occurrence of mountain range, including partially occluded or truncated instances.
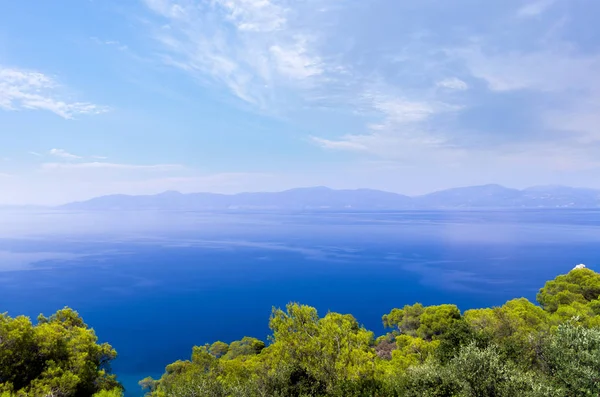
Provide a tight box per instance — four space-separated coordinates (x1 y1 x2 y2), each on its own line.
56 185 600 211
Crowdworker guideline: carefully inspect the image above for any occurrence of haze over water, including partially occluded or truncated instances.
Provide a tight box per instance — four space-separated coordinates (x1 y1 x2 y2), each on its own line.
1 209 599 395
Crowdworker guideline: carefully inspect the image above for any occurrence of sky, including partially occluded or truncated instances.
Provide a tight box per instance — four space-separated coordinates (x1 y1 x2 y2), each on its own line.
1 0 600 205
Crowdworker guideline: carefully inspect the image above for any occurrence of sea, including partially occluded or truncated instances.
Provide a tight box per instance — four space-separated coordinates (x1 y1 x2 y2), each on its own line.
0 209 599 395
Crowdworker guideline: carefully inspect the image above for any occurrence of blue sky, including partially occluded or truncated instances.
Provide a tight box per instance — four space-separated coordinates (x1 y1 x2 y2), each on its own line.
1 0 599 204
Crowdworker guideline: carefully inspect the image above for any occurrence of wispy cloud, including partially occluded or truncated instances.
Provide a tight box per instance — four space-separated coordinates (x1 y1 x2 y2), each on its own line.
307 1 600 167
310 136 367 151
90 36 129 51
517 0 557 17
43 150 110 162
310 89 461 159
215 0 287 32
141 0 467 157
366 93 445 124
137 0 600 177
49 148 82 160
270 40 323 79
0 67 108 119
456 45 600 144
40 162 183 171
142 0 329 107
457 47 599 93
436 77 469 91
28 151 43 157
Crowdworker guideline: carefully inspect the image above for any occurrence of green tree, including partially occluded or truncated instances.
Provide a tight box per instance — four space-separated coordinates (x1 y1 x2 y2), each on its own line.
223 337 265 360
208 341 229 358
142 268 600 397
0 307 120 397
434 319 488 364
537 267 600 313
541 322 600 395
382 303 424 336
391 344 558 397
448 343 556 397
383 303 461 341
268 303 376 392
464 298 551 365
92 389 124 397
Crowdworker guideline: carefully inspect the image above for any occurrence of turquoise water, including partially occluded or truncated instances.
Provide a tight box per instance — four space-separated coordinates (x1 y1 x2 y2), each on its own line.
1 210 598 395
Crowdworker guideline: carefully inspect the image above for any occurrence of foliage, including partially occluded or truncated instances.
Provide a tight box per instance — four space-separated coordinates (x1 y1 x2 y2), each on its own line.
3 268 600 396
0 307 121 397
390 343 560 397
92 389 124 397
383 303 461 341
141 267 600 397
463 297 552 364
541 321 600 395
268 304 376 388
537 268 600 313
223 337 265 360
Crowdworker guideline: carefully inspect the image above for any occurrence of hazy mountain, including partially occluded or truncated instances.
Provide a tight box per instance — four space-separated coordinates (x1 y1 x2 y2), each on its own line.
520 185 600 208
415 184 523 208
58 185 600 211
59 187 414 211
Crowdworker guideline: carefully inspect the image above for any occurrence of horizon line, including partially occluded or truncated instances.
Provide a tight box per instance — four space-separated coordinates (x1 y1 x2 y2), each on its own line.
5 183 596 208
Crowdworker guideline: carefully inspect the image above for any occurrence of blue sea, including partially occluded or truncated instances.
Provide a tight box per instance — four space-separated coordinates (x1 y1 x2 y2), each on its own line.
1 209 599 395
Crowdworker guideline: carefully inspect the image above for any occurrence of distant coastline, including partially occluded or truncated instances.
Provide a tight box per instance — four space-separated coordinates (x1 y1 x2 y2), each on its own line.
46 184 600 211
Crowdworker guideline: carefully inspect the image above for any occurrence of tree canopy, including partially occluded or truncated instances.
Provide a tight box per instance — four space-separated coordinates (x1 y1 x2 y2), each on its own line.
0 308 122 397
2 268 600 397
140 267 600 397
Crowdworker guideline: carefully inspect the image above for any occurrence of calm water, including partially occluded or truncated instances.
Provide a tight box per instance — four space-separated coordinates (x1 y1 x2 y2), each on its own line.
1 210 599 395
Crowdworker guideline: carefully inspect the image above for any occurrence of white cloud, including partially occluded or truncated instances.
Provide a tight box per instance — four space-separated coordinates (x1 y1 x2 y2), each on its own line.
142 0 327 106
436 77 469 91
457 47 600 93
457 46 600 143
310 86 461 163
366 94 438 123
28 151 42 157
91 37 129 51
139 0 600 177
270 39 323 79
311 129 454 160
215 0 287 32
0 67 108 119
141 0 463 160
91 155 108 160
517 0 557 17
40 162 183 171
49 148 82 160
310 136 367 151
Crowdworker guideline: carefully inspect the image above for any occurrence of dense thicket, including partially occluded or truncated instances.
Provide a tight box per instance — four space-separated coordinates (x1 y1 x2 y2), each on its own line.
1 268 599 396
141 267 600 397
0 308 121 397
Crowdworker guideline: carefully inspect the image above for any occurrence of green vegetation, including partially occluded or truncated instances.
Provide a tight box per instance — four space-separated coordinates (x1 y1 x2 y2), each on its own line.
141 267 600 397
1 268 599 396
0 308 122 397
